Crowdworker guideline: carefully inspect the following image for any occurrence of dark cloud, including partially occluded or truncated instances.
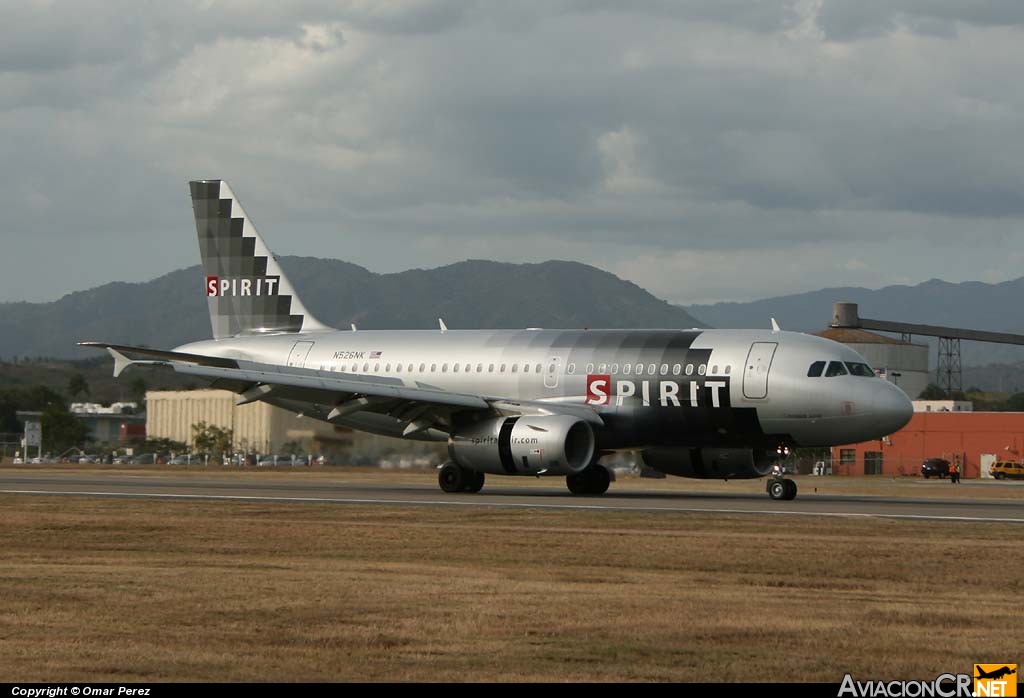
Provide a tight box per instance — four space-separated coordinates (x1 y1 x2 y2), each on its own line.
816 0 1024 42
1 1 1024 305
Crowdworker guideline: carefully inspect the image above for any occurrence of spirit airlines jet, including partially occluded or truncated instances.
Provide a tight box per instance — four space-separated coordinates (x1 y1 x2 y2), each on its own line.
82 180 913 499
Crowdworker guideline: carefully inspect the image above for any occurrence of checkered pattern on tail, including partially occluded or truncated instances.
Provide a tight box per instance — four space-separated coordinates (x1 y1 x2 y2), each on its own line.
189 180 328 339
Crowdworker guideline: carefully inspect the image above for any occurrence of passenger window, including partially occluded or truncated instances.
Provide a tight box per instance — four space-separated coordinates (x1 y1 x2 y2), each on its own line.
477 363 483 372
512 364 518 373
624 363 632 375
685 364 693 376
363 363 369 372
599 363 607 373
672 364 681 375
698 364 706 376
536 363 542 373
648 364 657 375
454 364 460 373
825 361 848 377
522 364 529 373
712 365 718 374
396 364 402 373
567 363 576 374
636 364 644 375
807 361 826 378
488 364 494 372
660 364 669 375
611 363 619 373
442 363 448 373
586 363 594 374
419 363 425 373
374 363 380 373
501 363 506 372
431 363 437 372
385 363 391 372
352 363 358 372
725 365 731 375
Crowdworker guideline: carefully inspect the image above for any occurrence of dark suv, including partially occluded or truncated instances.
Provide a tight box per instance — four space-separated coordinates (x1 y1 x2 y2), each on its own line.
921 458 951 479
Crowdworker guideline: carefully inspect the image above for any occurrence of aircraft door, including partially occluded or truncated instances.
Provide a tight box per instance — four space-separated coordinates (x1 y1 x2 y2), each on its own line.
287 341 315 368
743 342 777 399
544 357 561 389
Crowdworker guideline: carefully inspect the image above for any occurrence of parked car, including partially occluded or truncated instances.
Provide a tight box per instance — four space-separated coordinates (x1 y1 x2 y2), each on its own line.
990 461 1024 480
921 458 951 479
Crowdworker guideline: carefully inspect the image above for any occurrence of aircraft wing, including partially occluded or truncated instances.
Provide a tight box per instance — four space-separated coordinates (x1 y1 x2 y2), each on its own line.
79 342 604 434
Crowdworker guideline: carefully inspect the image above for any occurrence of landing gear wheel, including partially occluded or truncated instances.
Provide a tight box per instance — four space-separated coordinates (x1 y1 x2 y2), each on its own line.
462 470 485 493
438 462 465 493
768 478 798 500
566 464 611 495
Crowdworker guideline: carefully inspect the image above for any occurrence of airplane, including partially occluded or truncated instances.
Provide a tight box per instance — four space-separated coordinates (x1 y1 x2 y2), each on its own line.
975 667 1017 681
81 180 913 500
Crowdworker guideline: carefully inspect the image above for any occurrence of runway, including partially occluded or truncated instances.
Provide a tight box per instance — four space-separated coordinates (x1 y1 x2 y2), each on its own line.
3 470 1024 523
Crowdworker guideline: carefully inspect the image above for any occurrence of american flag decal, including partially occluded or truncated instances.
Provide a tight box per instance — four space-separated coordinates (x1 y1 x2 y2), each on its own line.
370 351 382 359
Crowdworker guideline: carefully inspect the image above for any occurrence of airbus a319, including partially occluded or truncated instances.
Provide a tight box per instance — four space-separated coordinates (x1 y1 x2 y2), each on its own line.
82 180 913 499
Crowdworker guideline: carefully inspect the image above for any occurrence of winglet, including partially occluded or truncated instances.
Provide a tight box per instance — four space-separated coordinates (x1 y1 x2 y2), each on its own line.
771 318 781 333
439 318 448 333
351 323 358 332
107 347 134 378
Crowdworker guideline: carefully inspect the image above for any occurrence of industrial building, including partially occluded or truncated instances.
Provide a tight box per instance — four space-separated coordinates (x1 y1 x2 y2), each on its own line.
814 327 930 399
69 402 147 444
830 411 1024 478
146 389 352 458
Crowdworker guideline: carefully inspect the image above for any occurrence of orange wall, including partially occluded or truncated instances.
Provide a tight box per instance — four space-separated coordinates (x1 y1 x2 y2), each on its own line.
830 412 1024 477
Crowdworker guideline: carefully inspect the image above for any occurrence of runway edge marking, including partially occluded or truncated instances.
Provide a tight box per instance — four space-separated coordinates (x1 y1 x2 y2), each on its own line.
3 488 1024 524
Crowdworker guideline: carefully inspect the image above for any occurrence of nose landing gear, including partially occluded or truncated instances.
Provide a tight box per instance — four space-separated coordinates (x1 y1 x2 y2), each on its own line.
767 473 797 500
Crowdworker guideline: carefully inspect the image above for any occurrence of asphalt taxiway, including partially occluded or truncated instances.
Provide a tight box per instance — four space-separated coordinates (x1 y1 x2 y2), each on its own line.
2 470 1023 523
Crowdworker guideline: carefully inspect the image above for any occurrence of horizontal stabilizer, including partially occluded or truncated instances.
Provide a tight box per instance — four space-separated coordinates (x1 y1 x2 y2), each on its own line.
79 342 240 372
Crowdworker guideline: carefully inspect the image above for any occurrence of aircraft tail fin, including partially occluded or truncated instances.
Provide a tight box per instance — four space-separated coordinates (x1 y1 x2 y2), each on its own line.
189 180 330 340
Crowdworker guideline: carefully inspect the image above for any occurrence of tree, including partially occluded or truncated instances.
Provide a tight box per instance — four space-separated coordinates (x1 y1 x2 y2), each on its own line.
917 383 947 400
129 377 147 404
67 373 90 400
191 421 234 458
41 404 89 453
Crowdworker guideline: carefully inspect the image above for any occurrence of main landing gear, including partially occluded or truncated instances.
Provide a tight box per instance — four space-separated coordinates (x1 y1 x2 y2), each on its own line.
438 462 485 493
766 475 798 501
566 464 611 496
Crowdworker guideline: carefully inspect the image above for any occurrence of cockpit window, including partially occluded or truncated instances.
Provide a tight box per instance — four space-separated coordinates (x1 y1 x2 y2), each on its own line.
845 362 875 377
807 361 826 378
825 361 848 377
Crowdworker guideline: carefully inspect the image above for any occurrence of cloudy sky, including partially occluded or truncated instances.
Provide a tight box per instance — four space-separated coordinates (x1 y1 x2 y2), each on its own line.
2 0 1023 306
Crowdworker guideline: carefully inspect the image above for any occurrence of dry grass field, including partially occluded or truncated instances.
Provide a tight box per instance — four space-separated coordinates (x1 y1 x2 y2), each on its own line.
1 488 1020 682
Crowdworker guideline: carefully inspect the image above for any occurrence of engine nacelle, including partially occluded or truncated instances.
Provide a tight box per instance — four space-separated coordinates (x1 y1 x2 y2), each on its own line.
449 415 595 476
641 447 773 480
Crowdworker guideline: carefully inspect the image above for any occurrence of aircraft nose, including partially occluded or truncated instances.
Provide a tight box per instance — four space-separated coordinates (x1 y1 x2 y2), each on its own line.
873 382 913 435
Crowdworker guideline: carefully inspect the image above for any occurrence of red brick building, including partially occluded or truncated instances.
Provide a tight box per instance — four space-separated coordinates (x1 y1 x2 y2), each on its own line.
830 412 1024 478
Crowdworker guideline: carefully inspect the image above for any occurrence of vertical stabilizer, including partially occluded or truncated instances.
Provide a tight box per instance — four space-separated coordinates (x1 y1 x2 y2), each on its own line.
189 180 330 339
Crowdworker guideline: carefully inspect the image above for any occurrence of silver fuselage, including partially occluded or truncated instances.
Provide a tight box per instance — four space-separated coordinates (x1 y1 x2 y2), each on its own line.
177 327 912 451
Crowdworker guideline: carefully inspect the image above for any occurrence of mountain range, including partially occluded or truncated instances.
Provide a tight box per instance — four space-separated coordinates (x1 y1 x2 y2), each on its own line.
686 278 1024 368
0 257 704 360
5 259 1024 388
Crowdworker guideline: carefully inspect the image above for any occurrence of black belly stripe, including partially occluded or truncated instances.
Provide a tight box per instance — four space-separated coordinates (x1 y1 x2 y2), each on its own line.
690 448 706 477
498 417 519 473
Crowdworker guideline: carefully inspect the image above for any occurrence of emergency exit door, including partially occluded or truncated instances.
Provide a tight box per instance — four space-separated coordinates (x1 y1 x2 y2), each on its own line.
743 342 777 399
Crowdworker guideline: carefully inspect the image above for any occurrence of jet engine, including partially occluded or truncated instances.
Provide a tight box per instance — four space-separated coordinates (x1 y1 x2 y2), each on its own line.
449 415 595 476
641 447 773 480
